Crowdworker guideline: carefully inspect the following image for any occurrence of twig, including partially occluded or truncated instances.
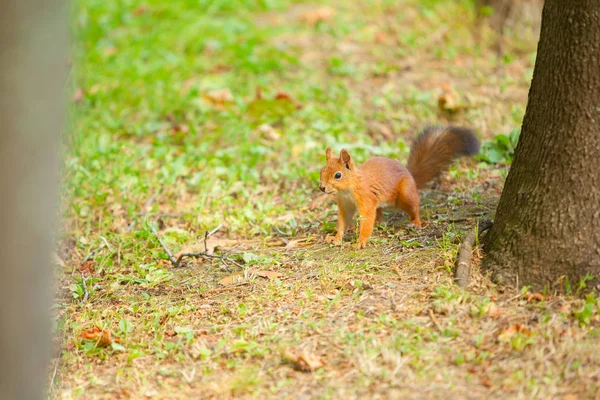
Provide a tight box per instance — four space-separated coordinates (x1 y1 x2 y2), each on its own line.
80 272 90 304
428 309 442 332
454 218 493 288
127 193 159 232
81 243 105 264
135 212 183 218
149 222 241 269
149 223 177 264
391 264 402 278
433 211 488 224
175 251 243 270
48 356 60 393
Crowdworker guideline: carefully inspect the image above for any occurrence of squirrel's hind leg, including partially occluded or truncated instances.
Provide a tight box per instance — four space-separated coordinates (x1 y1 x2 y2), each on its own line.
395 176 422 228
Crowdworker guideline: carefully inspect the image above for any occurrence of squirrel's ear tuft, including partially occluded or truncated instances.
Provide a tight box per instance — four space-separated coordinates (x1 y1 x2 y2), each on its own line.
325 147 333 160
340 149 353 170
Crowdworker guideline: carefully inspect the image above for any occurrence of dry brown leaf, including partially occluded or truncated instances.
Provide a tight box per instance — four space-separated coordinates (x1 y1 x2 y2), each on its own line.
285 350 325 372
202 88 234 109
265 240 286 247
104 47 117 57
180 79 196 94
367 121 394 141
284 238 308 249
558 303 571 314
209 64 232 74
78 260 96 276
487 303 503 319
274 90 303 109
171 124 190 134
80 327 117 347
438 84 467 114
133 5 150 16
480 376 493 388
301 6 336 25
498 323 531 341
525 292 544 302
218 269 283 286
176 238 238 257
374 31 387 43
256 123 281 141
218 273 245 286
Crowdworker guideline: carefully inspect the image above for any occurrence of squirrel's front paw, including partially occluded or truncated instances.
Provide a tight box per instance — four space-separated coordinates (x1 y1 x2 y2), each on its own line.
357 241 367 249
325 234 342 245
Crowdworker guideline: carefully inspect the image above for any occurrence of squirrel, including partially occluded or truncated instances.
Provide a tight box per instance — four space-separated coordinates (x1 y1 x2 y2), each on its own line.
319 126 480 248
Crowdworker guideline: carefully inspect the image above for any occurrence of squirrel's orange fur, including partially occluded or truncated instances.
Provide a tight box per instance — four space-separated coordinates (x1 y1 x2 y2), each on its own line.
319 126 479 248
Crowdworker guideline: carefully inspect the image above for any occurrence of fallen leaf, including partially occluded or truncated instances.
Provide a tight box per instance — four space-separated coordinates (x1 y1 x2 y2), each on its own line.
209 64 232 74
367 121 394 141
104 47 117 57
265 239 286 247
256 123 281 141
525 292 544 302
133 5 149 16
486 303 503 319
218 269 283 286
557 303 571 314
170 124 189 134
246 89 301 121
284 350 325 372
498 323 531 341
438 84 468 114
480 376 493 388
563 394 579 400
80 327 117 347
202 88 234 109
176 238 238 257
180 79 196 94
274 90 303 109
284 238 308 249
300 6 336 26
78 261 96 276
374 31 387 43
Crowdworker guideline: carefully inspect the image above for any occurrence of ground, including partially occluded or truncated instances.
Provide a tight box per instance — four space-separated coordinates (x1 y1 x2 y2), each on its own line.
54 0 600 399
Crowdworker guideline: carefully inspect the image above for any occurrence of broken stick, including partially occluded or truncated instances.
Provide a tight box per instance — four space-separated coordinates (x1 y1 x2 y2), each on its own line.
454 218 493 288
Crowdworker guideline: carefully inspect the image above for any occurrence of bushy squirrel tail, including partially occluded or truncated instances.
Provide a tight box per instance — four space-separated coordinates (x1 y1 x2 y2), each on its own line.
406 126 480 189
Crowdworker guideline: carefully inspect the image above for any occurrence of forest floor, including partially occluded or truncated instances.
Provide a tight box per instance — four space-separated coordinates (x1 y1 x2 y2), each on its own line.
54 0 600 399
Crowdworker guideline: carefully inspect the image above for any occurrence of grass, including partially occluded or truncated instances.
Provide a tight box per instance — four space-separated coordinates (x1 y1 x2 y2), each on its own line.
54 0 600 399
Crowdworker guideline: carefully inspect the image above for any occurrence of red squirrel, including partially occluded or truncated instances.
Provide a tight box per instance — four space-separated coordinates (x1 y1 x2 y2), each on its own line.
319 126 479 248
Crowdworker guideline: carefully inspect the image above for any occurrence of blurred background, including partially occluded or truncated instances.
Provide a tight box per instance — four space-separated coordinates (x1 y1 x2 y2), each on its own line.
65 0 541 238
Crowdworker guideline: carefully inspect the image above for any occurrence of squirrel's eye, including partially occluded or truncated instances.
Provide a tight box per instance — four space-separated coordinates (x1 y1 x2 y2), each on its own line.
334 172 342 179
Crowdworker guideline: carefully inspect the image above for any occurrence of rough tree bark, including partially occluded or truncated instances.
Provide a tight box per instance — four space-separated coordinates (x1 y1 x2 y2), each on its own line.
0 1 66 399
483 0 600 292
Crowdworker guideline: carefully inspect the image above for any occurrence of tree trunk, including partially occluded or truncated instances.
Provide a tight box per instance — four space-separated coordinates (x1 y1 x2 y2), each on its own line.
483 0 600 292
0 1 66 399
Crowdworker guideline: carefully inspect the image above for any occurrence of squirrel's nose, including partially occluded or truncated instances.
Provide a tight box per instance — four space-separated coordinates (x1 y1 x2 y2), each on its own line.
319 186 326 192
